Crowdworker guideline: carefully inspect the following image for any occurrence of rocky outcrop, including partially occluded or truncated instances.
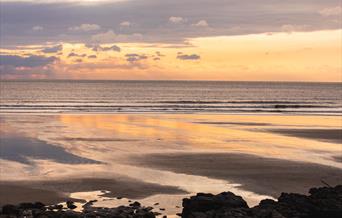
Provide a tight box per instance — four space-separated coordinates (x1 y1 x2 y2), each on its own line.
1 185 341 218
182 192 249 218
181 185 342 218
0 201 156 218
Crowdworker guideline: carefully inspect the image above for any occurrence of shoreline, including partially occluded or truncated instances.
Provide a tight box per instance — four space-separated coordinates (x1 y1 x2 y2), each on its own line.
1 185 341 218
266 128 342 144
1 113 341 216
0 178 186 206
129 152 342 198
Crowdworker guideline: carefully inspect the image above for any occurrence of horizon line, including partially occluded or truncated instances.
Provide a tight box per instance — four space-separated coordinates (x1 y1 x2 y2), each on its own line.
0 79 341 84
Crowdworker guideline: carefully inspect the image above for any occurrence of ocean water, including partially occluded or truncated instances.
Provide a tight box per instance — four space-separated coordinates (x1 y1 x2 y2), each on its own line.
0 80 341 114
1 81 342 214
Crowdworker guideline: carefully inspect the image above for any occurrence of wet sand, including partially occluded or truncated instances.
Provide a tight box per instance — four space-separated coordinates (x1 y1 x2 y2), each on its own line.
333 155 342 163
131 152 342 198
0 177 185 206
267 128 342 144
0 184 68 205
1 113 341 210
195 121 271 126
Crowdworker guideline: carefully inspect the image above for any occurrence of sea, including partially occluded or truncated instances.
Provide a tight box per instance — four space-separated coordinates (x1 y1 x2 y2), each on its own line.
0 80 341 114
1 80 342 215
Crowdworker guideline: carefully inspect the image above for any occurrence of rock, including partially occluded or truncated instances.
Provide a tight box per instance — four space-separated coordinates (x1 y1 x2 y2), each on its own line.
181 185 342 218
129 201 141 207
48 204 63 210
1 185 341 218
145 206 154 211
63 210 82 217
33 202 46 209
22 209 33 218
18 202 35 210
66 201 77 210
182 192 248 218
2 204 18 215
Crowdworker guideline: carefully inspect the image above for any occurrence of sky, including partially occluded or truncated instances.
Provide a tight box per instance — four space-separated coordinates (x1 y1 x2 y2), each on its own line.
0 0 341 81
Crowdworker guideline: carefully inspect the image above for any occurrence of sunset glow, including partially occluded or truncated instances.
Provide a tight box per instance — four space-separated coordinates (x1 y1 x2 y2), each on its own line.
1 0 341 81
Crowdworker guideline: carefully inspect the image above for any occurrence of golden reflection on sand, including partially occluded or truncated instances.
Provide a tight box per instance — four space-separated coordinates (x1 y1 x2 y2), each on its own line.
56 114 342 167
0 113 341 210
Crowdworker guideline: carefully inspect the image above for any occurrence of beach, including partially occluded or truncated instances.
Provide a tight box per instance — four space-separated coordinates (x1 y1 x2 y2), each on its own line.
1 0 341 216
0 113 341 216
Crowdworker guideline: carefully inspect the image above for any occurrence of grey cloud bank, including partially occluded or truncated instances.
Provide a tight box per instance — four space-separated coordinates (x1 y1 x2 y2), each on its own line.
0 55 57 67
41 44 63 53
0 54 58 78
87 44 121 52
0 0 341 46
125 53 148 63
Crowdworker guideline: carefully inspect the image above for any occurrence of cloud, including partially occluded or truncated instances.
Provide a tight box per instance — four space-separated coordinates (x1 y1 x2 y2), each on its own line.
41 44 63 53
281 24 309 33
115 33 143 42
0 54 57 67
319 6 342 16
102 45 121 52
193 20 209 27
120 21 131 27
69 23 101 32
87 44 121 52
169 16 187 24
177 53 200 60
150 51 164 61
91 30 142 43
32 26 43 31
125 53 148 63
0 0 114 2
67 52 86 58
1 0 341 46
155 51 165 57
91 30 116 42
88 55 97 59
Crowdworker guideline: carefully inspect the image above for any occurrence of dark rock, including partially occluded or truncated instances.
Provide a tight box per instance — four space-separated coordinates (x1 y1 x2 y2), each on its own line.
33 202 46 210
18 202 35 209
1 185 341 218
2 204 18 215
145 206 154 211
181 185 342 218
48 204 64 210
182 191 248 217
16 201 45 213
129 201 141 207
82 200 98 211
66 201 77 210
63 210 82 217
258 199 277 209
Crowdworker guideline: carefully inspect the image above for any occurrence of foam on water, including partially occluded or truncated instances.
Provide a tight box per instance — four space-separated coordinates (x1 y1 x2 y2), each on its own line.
1 80 341 114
